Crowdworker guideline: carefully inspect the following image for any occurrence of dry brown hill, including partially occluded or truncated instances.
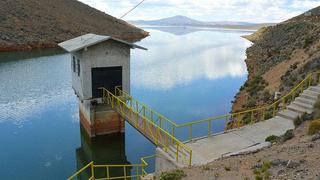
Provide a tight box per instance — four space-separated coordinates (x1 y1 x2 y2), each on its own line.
233 6 320 112
0 0 149 52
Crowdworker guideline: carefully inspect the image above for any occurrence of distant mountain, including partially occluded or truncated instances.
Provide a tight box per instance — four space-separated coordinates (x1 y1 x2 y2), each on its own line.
130 15 274 30
131 15 206 26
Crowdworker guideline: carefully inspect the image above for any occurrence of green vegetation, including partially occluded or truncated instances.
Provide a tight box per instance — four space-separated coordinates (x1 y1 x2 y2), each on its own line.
265 129 294 144
265 135 279 143
294 116 303 127
308 120 320 135
283 129 294 141
160 170 186 180
293 113 313 128
201 165 210 171
303 36 314 48
245 76 268 97
224 166 231 171
253 161 272 180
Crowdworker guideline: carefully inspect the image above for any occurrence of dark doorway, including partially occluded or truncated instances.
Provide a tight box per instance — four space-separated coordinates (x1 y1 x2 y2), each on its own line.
92 66 122 98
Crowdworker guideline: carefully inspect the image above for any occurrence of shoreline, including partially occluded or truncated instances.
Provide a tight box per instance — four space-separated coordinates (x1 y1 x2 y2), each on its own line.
0 42 58 52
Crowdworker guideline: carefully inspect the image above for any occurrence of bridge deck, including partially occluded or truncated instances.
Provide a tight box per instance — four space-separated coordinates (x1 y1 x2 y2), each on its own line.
187 116 294 165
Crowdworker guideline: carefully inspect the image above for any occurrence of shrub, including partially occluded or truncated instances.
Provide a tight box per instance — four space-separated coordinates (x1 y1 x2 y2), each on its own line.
160 170 186 180
265 135 279 143
253 161 271 180
303 36 313 48
308 120 320 135
301 113 313 121
294 116 303 127
283 129 294 141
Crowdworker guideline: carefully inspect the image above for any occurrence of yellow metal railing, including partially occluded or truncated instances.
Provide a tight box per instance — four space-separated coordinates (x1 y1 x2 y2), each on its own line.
113 70 320 142
101 87 192 166
67 155 155 180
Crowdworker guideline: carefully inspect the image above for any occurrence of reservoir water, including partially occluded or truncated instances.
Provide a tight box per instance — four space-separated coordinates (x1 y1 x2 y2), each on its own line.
0 27 252 179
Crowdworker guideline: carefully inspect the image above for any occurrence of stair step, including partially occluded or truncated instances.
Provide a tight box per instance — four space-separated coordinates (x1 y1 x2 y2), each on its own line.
277 109 301 120
293 101 314 110
300 92 318 100
309 86 320 93
287 104 313 114
304 89 320 97
295 97 317 105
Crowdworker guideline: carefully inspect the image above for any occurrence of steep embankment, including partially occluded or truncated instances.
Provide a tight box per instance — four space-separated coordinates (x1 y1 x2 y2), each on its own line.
0 0 149 52
232 6 320 112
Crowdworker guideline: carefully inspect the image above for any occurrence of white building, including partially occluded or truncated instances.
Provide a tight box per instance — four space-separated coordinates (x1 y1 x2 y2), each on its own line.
59 33 146 137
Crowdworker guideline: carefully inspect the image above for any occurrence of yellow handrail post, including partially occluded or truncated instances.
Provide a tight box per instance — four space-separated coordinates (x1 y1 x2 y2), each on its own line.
136 166 139 180
272 105 276 117
250 111 254 124
165 134 169 152
151 111 154 122
123 166 127 180
237 113 241 128
225 115 229 131
143 118 147 131
208 120 212 136
282 98 286 110
172 126 175 137
188 125 192 140
189 150 192 166
176 142 179 161
91 162 95 180
106 166 110 180
159 117 162 128
308 75 312 87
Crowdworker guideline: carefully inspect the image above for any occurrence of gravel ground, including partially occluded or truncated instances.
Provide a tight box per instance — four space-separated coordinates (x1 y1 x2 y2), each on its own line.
182 121 320 180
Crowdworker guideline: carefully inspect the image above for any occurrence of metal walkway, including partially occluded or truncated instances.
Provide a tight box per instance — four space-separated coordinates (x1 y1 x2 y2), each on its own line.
68 70 320 179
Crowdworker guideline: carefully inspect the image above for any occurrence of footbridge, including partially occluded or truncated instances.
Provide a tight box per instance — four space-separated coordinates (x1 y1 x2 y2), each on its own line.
68 70 320 179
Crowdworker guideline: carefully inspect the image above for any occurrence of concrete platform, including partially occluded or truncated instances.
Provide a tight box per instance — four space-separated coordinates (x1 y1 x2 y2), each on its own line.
186 117 294 165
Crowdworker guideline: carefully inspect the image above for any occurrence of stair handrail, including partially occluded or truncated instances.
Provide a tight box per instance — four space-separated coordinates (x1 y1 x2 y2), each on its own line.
113 70 320 142
67 155 156 180
101 87 193 166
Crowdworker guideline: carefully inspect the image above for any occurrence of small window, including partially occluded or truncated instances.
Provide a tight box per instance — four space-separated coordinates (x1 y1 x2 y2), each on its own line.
72 56 76 73
77 59 80 76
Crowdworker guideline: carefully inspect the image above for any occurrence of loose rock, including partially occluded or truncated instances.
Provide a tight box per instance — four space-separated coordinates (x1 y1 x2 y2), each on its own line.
287 160 300 168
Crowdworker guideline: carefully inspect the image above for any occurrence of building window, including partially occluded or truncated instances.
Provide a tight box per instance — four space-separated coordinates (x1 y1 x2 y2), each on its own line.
72 56 76 73
77 59 80 76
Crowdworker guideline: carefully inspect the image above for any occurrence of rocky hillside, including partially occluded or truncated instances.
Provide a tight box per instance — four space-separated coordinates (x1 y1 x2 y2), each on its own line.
233 6 320 112
0 0 149 52
181 120 320 180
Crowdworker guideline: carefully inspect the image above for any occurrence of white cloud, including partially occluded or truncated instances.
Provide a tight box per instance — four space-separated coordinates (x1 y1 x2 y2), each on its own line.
131 29 251 90
78 0 320 22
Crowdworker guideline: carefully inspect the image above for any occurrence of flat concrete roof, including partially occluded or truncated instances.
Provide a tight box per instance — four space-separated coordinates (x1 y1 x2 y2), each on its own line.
58 33 147 52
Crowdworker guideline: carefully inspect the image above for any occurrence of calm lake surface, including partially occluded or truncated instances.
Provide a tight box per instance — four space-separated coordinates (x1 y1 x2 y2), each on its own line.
0 27 252 179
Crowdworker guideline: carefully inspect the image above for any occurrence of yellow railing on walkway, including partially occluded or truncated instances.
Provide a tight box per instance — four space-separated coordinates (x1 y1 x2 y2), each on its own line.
101 87 192 166
114 70 320 142
176 70 320 141
67 155 155 180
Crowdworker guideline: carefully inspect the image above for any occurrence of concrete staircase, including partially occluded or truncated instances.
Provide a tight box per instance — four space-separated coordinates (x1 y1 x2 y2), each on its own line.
278 85 320 120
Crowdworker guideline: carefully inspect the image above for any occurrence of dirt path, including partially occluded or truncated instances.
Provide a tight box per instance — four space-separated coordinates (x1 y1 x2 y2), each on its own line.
182 121 320 180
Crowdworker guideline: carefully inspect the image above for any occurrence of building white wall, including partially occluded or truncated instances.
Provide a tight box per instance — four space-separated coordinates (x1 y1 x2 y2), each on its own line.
71 52 84 100
71 40 131 101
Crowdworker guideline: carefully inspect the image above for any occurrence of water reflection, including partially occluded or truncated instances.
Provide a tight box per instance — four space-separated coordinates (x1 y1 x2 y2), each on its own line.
140 26 255 36
76 126 131 179
0 27 251 179
132 28 251 90
0 49 73 125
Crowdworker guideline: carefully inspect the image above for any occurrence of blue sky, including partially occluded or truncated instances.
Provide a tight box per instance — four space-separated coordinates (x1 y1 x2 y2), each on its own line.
79 0 320 23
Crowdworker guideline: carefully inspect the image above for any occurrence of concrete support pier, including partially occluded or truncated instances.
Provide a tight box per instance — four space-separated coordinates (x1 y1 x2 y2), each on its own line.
79 100 124 137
